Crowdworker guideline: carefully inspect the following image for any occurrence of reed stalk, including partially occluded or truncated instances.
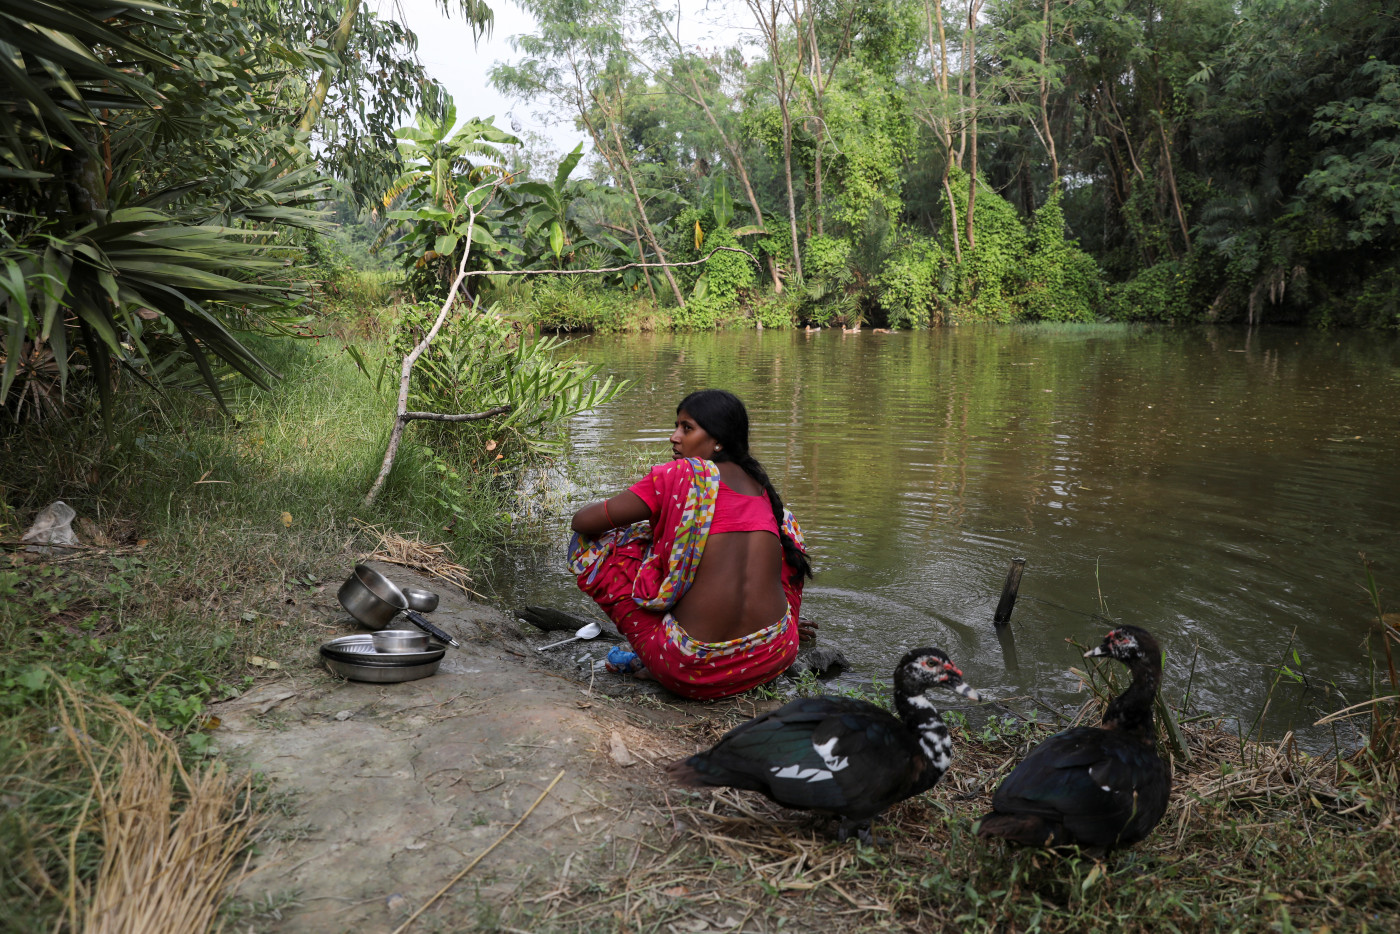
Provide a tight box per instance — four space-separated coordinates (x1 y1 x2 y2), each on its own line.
53 684 255 934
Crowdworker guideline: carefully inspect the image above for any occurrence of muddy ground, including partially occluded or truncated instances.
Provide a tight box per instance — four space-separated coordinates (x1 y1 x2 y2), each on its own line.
215 563 863 934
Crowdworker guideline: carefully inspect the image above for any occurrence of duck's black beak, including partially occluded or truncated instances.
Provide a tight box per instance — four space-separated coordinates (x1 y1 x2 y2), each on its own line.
947 674 982 702
1084 642 1110 658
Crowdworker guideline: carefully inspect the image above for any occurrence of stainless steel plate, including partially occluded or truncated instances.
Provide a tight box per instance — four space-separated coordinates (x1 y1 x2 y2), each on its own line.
322 653 441 683
321 634 446 664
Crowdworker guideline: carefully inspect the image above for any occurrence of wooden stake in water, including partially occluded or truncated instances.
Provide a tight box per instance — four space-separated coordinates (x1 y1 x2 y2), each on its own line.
994 558 1027 625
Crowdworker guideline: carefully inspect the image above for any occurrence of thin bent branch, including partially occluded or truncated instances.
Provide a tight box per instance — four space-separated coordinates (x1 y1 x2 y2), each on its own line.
402 405 512 423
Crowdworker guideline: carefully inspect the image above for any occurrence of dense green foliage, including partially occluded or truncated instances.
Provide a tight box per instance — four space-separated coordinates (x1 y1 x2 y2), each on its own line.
485 0 1399 330
5 0 1398 425
1 0 490 418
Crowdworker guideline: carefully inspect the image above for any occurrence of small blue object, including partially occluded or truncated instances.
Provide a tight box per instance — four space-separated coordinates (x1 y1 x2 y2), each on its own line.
605 644 642 674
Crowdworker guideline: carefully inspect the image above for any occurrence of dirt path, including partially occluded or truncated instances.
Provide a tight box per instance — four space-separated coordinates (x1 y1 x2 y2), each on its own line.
214 564 729 933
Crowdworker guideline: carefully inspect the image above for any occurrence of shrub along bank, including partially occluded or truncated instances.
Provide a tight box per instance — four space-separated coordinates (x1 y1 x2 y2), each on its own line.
487 174 1111 333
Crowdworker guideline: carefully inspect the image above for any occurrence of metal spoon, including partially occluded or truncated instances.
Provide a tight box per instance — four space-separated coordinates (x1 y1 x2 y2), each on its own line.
536 621 602 651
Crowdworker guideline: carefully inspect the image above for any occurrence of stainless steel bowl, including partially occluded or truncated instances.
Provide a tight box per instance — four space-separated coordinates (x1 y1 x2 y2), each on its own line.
372 629 430 653
403 588 439 613
321 650 442 683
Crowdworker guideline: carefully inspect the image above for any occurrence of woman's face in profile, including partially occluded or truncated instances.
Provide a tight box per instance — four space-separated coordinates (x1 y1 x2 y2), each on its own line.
670 409 719 460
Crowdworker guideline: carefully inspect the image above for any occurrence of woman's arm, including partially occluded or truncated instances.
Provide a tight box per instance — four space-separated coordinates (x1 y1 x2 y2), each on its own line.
571 491 650 537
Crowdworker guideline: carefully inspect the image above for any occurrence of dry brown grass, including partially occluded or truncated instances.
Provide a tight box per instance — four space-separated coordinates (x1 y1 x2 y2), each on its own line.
491 694 1400 933
53 686 256 934
355 519 479 598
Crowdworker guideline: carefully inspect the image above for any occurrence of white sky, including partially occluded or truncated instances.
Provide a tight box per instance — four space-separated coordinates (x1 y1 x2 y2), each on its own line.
384 0 753 160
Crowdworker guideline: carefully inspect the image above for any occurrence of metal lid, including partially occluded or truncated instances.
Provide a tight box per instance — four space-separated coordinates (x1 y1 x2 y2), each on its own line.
320 634 446 665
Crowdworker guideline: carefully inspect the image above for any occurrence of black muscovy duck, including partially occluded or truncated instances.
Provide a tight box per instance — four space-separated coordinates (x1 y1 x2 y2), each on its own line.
666 647 981 845
977 624 1171 850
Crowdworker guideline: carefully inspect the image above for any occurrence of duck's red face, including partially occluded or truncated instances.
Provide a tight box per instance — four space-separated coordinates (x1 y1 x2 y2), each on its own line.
1086 627 1141 660
914 654 981 701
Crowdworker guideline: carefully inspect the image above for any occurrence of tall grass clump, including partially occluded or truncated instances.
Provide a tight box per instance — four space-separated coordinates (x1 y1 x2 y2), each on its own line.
1316 556 1400 773
1 682 255 934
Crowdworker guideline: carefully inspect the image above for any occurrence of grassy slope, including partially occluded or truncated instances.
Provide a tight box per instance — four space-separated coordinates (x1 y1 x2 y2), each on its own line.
0 332 516 931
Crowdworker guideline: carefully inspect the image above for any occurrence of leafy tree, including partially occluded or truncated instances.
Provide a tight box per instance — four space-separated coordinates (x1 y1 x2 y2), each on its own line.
1 0 325 417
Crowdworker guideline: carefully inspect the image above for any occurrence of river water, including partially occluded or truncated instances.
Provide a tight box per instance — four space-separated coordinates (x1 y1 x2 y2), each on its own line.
494 326 1400 743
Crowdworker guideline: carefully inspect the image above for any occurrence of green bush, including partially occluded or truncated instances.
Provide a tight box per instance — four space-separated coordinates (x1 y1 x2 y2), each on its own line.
751 292 800 329
805 235 854 282
668 208 760 312
694 226 756 306
1105 259 1200 321
668 294 741 330
876 235 947 328
798 235 858 326
394 303 625 457
519 277 635 332
1344 261 1400 329
1022 193 1105 322
940 169 1030 322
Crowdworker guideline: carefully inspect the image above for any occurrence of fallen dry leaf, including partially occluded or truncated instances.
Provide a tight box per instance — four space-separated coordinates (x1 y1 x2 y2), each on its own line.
609 731 636 767
246 655 281 670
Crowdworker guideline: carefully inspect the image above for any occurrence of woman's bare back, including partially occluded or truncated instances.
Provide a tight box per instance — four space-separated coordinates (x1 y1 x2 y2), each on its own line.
671 462 787 642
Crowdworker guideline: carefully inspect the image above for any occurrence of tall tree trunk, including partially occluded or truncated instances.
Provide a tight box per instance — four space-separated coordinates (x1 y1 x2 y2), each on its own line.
572 67 687 308
747 0 804 282
964 0 980 250
778 93 804 281
805 3 826 237
943 173 962 263
956 11 968 167
599 94 687 307
1039 0 1059 186
922 0 961 262
298 0 361 133
632 227 660 305
683 70 783 291
1158 122 1190 254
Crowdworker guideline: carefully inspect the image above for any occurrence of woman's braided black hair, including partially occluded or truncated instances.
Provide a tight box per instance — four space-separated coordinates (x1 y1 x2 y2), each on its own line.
678 389 813 580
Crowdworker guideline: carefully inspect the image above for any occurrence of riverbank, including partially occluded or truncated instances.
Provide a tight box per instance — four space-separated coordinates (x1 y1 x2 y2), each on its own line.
4 323 1399 932
215 567 1400 933
7 537 1399 932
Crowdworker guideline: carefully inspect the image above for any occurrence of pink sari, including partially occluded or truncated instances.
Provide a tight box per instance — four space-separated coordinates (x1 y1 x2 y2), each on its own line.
568 458 805 700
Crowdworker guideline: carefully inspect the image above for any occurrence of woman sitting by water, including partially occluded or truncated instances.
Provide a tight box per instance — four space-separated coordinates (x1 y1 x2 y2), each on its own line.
569 389 813 700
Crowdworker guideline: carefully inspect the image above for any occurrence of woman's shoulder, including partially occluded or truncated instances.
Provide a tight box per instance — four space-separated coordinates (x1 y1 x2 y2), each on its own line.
642 458 711 481
630 460 683 493
631 459 719 496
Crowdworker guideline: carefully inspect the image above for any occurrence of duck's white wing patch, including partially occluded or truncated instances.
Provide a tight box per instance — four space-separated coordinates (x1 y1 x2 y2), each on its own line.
811 736 849 771
770 764 834 782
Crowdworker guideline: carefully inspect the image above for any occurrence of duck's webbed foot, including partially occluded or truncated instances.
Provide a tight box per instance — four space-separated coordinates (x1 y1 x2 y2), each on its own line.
836 817 880 847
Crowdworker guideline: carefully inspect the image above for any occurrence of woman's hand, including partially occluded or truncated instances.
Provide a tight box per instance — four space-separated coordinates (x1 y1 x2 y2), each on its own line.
571 491 650 538
797 616 818 644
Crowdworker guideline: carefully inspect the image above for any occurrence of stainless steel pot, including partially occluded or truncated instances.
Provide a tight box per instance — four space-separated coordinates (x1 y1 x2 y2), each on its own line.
337 564 459 647
321 634 445 664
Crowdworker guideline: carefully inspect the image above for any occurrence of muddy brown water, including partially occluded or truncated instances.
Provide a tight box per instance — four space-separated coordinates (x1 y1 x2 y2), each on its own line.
495 326 1400 745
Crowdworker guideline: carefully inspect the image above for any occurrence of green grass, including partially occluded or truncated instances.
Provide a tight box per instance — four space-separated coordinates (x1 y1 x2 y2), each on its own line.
0 330 524 932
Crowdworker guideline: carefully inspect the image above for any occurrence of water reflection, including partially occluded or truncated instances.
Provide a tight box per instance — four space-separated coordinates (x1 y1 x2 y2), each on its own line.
495 327 1400 745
